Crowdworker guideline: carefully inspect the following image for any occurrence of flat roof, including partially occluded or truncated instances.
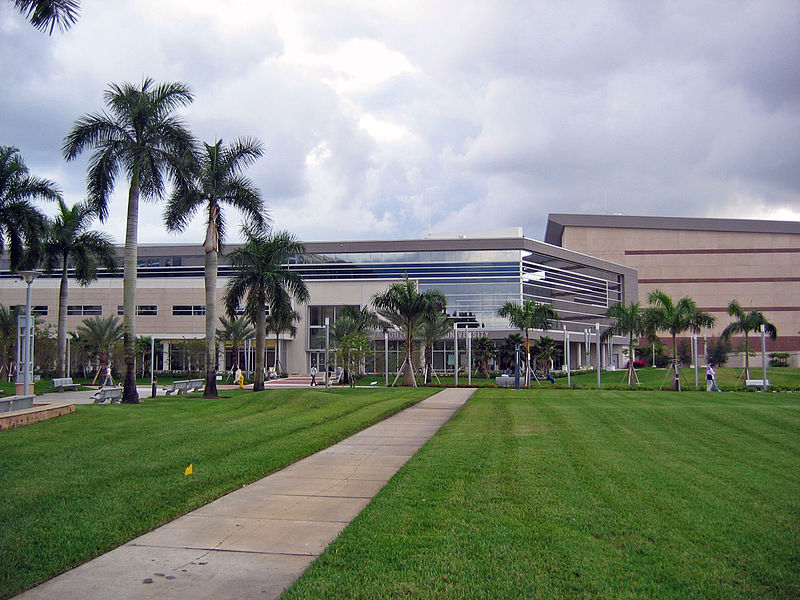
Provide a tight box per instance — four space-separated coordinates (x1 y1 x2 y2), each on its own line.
545 213 800 246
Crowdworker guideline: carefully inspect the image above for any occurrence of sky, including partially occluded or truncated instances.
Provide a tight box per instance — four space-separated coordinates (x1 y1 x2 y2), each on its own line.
1 0 799 246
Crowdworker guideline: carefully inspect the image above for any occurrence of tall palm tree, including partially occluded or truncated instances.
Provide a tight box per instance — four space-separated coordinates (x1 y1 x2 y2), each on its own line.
419 311 451 383
216 315 254 374
721 300 777 379
372 275 446 387
63 78 196 403
497 299 559 387
603 301 645 385
73 315 123 384
225 228 309 391
42 199 116 377
165 138 266 398
11 0 79 34
472 335 496 378
645 290 715 390
0 145 61 271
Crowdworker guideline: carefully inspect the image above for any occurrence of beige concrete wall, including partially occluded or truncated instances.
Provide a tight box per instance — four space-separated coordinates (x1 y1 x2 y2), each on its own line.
561 226 800 349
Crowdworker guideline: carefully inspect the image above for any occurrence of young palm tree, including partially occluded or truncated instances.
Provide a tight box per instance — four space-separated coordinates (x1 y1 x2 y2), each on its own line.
63 78 196 403
225 228 309 391
11 0 79 34
645 290 716 390
0 304 21 380
472 335 497 378
165 138 266 398
42 199 117 378
0 145 61 271
721 300 777 379
265 293 301 373
372 275 446 387
498 333 524 372
532 336 558 379
73 315 123 384
603 301 645 385
419 311 451 383
326 305 379 383
216 315 254 374
497 299 559 387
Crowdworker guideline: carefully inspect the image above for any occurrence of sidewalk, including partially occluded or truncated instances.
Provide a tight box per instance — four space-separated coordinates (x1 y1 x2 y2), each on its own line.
15 387 475 600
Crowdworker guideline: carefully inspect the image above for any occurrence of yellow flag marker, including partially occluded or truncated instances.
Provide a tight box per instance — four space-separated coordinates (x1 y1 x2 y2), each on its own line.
184 464 193 476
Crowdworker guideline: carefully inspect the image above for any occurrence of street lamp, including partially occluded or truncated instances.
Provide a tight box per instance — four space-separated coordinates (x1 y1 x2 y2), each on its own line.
17 270 39 396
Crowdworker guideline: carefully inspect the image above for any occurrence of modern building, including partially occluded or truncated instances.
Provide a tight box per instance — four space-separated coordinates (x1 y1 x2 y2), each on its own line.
545 214 800 359
0 227 635 376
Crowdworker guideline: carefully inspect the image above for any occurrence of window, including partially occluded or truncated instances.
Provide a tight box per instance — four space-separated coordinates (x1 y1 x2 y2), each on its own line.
32 305 48 316
172 305 205 316
67 305 102 316
118 305 158 316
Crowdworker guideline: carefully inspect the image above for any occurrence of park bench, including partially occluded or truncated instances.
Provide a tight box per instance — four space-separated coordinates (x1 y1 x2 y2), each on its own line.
188 379 204 392
0 395 34 412
92 387 123 404
495 375 514 388
163 380 191 395
746 379 770 390
52 377 79 392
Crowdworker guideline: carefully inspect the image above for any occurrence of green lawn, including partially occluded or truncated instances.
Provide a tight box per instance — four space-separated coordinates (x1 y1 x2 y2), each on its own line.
0 387 436 599
282 389 800 599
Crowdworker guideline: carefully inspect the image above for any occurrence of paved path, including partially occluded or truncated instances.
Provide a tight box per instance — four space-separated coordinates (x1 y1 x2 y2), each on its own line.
15 388 474 600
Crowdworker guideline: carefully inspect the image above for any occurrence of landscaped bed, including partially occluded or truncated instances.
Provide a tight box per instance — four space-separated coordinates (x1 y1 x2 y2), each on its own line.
0 387 436 600
282 389 800 599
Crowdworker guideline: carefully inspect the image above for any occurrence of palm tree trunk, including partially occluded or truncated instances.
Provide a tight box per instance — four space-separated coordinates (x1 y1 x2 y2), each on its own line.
203 247 219 397
524 331 531 387
253 306 266 391
122 180 140 403
402 332 416 386
56 257 69 377
628 332 635 386
744 333 750 379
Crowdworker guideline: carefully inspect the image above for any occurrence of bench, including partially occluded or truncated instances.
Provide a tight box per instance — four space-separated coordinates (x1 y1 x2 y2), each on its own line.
163 380 191 395
746 379 770 389
52 377 79 392
188 379 204 392
92 387 123 404
0 395 35 412
495 375 514 388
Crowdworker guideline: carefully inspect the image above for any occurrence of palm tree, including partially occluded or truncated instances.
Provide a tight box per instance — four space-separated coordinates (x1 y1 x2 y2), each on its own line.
0 304 21 380
265 294 301 374
372 275 446 387
603 301 645 385
645 290 715 390
63 78 196 403
165 138 266 398
419 311 451 383
0 145 61 271
216 315 254 375
73 315 123 384
42 199 117 378
498 333 524 372
497 299 559 387
225 228 309 391
531 336 558 379
721 300 777 379
472 335 496 378
11 0 79 34
326 305 380 383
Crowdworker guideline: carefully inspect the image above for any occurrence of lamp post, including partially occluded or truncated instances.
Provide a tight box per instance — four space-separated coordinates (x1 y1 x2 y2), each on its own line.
17 270 39 396
761 323 768 391
467 329 472 386
693 334 699 391
453 322 459 387
595 322 601 389
563 324 571 387
384 329 389 387
324 317 330 388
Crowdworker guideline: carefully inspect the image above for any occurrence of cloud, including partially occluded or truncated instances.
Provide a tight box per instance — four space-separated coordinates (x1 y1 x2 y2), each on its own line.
1 0 797 249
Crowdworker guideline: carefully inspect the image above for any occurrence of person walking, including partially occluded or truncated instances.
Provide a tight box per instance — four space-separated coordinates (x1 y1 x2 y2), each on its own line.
706 362 721 392
310 364 317 386
102 364 114 387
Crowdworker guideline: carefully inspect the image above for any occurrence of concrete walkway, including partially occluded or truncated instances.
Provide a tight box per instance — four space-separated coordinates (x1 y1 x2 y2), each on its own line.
15 387 474 600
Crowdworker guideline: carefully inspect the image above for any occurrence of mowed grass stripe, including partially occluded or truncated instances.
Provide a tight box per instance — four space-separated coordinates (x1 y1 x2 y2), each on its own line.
281 390 800 600
0 387 436 600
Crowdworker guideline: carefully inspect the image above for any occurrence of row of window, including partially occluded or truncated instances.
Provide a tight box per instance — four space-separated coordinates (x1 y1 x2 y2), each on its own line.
24 305 262 317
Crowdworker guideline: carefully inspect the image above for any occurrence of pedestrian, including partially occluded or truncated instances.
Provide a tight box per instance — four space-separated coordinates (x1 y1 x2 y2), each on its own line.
310 364 317 386
235 366 243 389
706 362 721 392
102 364 114 387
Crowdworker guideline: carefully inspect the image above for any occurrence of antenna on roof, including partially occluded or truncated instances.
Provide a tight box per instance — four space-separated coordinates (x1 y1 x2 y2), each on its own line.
604 190 608 215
